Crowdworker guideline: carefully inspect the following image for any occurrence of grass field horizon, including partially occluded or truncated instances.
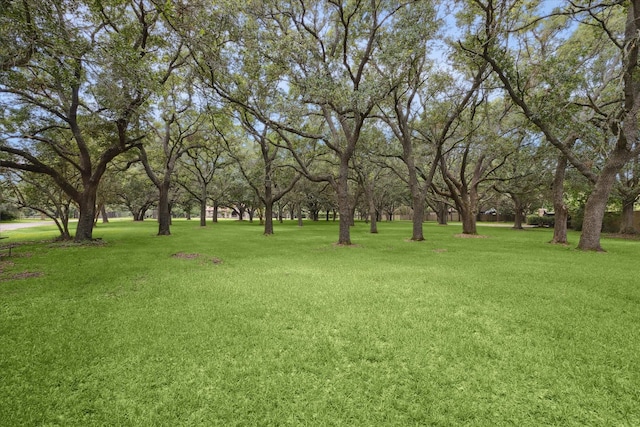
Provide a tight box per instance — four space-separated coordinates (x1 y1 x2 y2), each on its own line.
1 219 638 425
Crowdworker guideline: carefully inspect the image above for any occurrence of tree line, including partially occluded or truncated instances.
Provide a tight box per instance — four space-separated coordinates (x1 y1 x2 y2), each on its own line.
1 0 639 251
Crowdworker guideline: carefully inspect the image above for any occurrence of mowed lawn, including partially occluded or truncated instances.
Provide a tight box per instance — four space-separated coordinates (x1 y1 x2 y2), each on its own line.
1 219 638 426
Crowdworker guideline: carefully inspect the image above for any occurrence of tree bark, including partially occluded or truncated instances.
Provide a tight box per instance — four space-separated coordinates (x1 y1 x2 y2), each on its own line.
460 206 477 235
407 170 424 239
404 145 426 239
411 200 425 240
335 162 352 245
511 195 525 230
75 189 97 242
458 187 479 235
368 195 378 234
550 155 569 244
101 204 109 223
437 202 448 225
297 204 303 227
157 181 171 236
199 195 207 226
578 158 627 251
264 181 274 235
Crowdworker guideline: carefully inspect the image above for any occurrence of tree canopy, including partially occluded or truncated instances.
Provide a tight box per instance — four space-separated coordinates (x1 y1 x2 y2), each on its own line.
2 0 640 251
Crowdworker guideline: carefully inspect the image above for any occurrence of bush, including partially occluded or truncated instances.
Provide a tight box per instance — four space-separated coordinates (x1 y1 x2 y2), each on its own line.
527 215 555 227
0 210 18 221
571 209 620 232
602 212 621 233
571 207 584 231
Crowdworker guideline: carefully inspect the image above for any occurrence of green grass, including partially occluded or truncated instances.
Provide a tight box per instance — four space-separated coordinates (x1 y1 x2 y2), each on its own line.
1 219 639 426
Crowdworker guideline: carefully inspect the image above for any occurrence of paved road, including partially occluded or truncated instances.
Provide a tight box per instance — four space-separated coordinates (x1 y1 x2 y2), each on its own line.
0 221 54 231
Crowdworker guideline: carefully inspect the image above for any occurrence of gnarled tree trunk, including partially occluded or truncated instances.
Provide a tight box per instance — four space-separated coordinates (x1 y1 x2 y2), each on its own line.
512 197 525 230
578 152 629 250
75 187 98 242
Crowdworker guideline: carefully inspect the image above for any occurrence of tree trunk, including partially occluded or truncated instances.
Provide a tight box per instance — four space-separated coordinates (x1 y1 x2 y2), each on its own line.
101 204 109 223
157 181 171 236
461 208 477 235
263 177 275 234
578 154 628 250
212 200 218 223
74 189 97 242
619 196 638 234
437 202 448 225
297 204 303 227
550 155 569 244
364 181 377 234
200 197 207 226
369 199 378 234
458 191 478 235
513 205 524 230
511 195 524 230
264 205 274 235
411 199 425 240
350 204 357 227
336 165 352 245
405 153 424 239
458 188 478 235
133 209 144 221
61 222 72 240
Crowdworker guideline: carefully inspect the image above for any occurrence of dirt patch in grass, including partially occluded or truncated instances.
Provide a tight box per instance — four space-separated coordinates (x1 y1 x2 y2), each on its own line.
10 271 43 280
0 260 15 274
0 258 44 282
454 234 489 239
332 243 363 248
172 252 200 259
605 233 640 241
172 252 223 265
49 239 107 248
0 266 44 282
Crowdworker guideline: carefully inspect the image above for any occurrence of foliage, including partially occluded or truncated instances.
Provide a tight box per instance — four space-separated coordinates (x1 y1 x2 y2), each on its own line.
0 208 19 221
2 0 640 250
571 209 621 233
0 0 186 241
526 214 554 227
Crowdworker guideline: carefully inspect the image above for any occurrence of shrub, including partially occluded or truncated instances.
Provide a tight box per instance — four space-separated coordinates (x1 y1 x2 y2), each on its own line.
571 207 584 231
527 215 555 227
602 212 621 233
0 210 18 221
571 209 621 232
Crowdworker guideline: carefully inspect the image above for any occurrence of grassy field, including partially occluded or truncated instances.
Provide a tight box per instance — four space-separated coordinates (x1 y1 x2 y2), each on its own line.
0 219 638 426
